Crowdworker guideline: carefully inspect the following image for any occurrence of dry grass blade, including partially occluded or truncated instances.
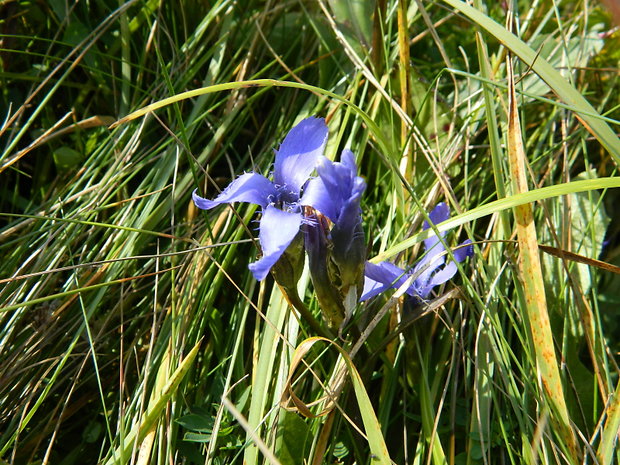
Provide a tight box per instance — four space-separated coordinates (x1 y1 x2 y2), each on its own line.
538 244 620 275
506 56 578 461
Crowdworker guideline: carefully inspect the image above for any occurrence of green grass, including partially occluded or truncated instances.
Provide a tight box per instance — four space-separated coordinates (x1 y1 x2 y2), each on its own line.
1 0 619 464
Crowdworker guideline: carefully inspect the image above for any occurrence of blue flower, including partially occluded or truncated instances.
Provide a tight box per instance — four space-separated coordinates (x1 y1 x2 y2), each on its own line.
192 117 328 281
302 150 366 228
303 150 366 284
361 203 472 301
301 150 367 325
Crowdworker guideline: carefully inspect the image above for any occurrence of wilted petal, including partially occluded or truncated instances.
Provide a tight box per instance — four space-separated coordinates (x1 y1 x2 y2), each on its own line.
248 206 303 281
192 173 278 210
274 117 328 194
304 212 346 327
332 219 366 300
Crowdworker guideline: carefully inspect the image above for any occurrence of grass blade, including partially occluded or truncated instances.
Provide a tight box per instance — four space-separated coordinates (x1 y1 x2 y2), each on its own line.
373 176 620 262
441 0 620 163
103 341 201 465
282 337 392 465
506 57 577 460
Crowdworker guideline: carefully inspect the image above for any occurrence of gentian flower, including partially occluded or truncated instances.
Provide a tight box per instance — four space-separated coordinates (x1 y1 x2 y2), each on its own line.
361 203 472 302
301 150 366 326
302 150 366 291
192 117 328 281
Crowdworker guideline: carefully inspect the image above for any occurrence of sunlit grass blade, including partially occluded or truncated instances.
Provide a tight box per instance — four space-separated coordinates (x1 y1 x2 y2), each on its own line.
506 56 577 460
103 341 200 465
243 285 290 465
373 176 620 262
281 336 392 465
441 0 620 163
597 380 620 465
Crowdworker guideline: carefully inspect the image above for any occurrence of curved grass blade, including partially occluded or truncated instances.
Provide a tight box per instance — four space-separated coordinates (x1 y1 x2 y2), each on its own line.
281 337 392 465
373 176 620 262
440 0 620 163
108 79 392 157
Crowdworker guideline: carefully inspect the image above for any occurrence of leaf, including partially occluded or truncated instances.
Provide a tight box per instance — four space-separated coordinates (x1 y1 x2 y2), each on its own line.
328 0 375 52
176 410 215 433
82 420 102 444
276 411 311 465
53 146 84 170
541 170 610 296
183 432 213 443
520 31 605 98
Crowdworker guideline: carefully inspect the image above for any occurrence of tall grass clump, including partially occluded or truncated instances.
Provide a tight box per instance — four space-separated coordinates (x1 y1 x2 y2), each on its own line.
1 1 619 464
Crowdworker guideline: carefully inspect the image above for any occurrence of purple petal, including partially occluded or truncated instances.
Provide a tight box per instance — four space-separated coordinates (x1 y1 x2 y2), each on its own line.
360 261 411 301
426 202 451 226
331 191 363 240
304 151 365 224
427 262 458 288
411 253 445 298
365 261 407 284
361 276 391 301
340 149 357 173
192 173 278 210
423 203 450 251
300 176 338 221
411 283 433 300
273 117 328 194
314 156 351 212
315 155 347 194
453 239 473 262
414 240 473 298
248 206 303 281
